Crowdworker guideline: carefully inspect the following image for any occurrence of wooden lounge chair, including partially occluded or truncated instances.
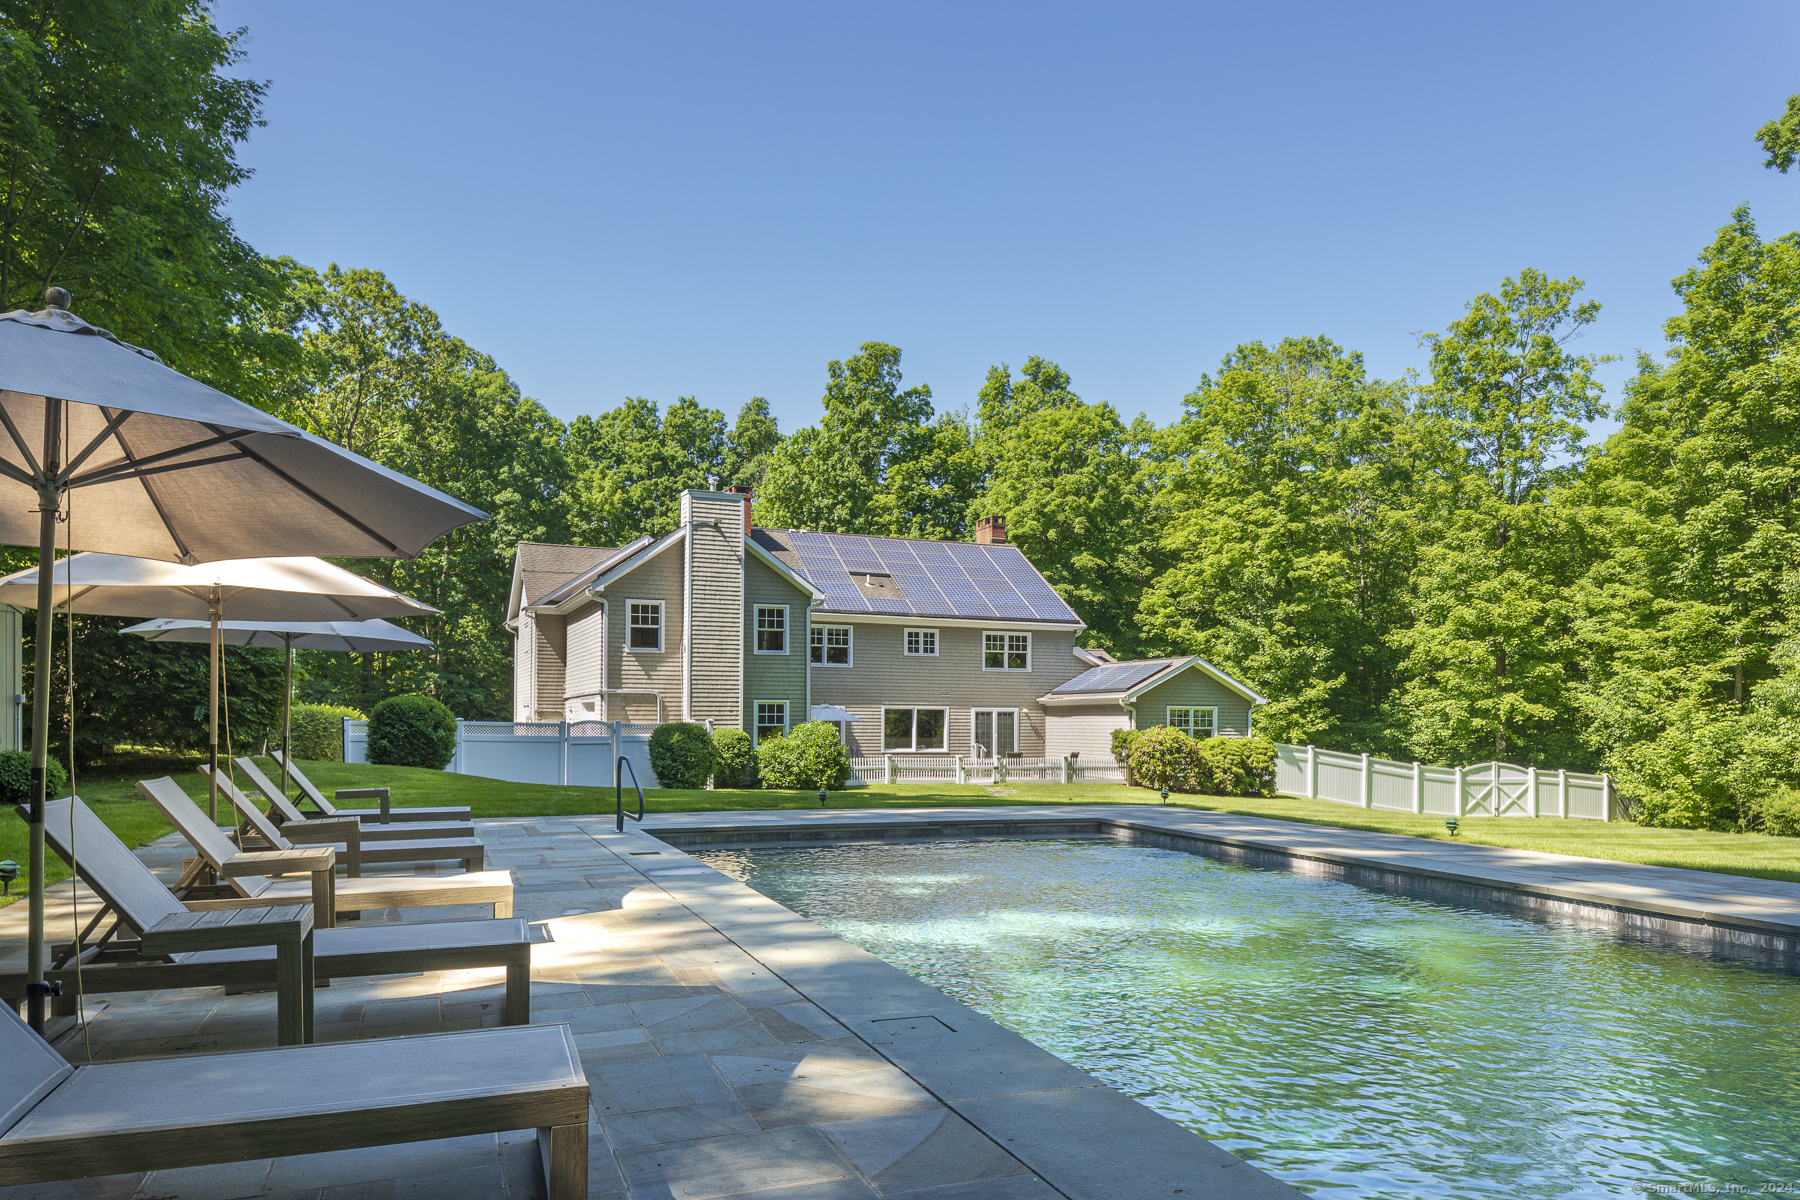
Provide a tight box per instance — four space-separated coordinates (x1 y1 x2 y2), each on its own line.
235 757 474 842
0 798 531 1025
272 750 473 825
139 777 513 925
0 1007 587 1196
204 766 486 876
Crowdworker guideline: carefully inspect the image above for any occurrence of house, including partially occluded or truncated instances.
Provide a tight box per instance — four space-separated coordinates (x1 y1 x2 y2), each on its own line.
505 487 1264 761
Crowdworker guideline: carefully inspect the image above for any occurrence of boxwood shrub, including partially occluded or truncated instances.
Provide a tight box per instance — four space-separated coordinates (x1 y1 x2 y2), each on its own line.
288 703 366 762
648 722 716 789
365 695 458 770
0 751 68 802
711 727 755 788
756 722 851 791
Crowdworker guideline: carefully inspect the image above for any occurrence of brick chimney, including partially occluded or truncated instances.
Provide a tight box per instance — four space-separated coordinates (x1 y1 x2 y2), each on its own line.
726 485 753 535
975 515 1007 545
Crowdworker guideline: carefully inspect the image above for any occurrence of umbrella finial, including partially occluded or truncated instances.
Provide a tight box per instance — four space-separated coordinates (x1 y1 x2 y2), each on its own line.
43 287 69 310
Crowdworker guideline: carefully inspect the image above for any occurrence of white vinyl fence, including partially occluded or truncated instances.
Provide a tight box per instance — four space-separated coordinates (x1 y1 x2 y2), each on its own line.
1274 743 1617 821
346 719 661 790
847 755 1125 786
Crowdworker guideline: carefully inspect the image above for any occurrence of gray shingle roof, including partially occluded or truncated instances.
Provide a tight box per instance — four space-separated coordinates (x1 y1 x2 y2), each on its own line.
754 528 1080 624
515 542 619 606
1049 658 1189 696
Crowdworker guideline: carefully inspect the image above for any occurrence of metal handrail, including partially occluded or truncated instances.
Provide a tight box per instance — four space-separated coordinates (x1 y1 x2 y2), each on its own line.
616 755 645 833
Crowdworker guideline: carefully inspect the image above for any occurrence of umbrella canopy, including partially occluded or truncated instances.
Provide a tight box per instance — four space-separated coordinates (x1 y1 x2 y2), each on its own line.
0 290 483 1032
0 555 438 622
119 617 433 652
0 305 484 562
121 617 435 803
809 704 861 723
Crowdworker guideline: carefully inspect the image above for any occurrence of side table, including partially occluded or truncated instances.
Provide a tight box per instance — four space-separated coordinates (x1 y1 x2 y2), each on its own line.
142 905 315 1044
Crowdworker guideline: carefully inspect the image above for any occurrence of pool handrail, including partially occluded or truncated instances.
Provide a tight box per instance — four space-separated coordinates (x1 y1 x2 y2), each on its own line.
615 756 644 833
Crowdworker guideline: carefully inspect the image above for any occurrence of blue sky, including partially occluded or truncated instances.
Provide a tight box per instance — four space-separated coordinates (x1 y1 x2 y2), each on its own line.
215 1 1800 439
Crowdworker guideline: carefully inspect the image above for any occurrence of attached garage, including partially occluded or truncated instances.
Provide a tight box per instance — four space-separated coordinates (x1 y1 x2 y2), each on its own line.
1040 655 1267 764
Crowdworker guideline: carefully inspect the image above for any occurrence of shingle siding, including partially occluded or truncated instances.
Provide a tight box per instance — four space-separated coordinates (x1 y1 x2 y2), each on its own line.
683 492 745 727
1133 670 1255 737
811 624 1090 756
600 545 685 724
743 554 810 735
532 613 566 720
563 601 607 717
1044 703 1133 761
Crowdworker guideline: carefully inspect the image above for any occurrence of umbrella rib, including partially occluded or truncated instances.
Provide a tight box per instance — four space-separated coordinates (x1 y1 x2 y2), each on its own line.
58 408 134 482
0 399 45 481
71 451 249 489
222 434 404 556
110 425 193 562
0 454 37 488
66 431 248 487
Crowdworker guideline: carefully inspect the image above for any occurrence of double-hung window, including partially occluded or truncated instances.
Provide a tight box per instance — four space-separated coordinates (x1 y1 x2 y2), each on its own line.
628 600 662 651
811 624 852 666
903 628 938 656
983 631 1030 670
883 707 947 752
755 605 787 653
1168 707 1217 739
755 701 789 744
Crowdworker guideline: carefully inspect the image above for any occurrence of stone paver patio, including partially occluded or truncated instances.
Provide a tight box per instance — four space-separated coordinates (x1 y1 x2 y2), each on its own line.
9 799 1796 1199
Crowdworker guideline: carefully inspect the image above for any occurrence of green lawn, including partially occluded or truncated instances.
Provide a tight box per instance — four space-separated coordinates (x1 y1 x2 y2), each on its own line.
5 754 1800 906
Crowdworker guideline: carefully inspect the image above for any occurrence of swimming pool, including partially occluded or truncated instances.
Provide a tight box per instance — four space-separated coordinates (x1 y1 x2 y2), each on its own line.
694 838 1800 1199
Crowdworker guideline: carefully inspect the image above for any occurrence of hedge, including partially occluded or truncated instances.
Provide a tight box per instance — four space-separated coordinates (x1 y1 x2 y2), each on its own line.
648 723 716 789
287 703 365 762
711 727 755 787
365 695 458 770
756 722 852 790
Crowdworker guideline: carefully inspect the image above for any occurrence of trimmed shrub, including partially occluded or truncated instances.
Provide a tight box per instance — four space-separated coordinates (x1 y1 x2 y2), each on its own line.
711 727 755 787
1111 726 1143 785
288 703 365 762
756 721 852 791
0 751 68 802
365 695 458 770
1126 725 1202 793
648 722 716 789
1198 736 1277 797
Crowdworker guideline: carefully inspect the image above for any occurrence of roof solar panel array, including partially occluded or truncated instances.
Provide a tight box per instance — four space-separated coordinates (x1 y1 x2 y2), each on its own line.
1050 659 1184 695
783 531 1079 623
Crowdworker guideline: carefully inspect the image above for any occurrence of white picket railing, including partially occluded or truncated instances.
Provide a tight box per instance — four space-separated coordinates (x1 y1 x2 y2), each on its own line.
345 718 661 789
847 755 1126 786
1273 742 1616 821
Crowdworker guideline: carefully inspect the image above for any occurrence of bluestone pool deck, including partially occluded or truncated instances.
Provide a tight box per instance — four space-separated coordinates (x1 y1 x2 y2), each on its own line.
3 800 1797 1199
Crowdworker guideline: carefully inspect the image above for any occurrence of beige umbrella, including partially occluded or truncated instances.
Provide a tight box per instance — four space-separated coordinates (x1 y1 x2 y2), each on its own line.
120 618 434 802
0 554 436 819
0 290 483 1034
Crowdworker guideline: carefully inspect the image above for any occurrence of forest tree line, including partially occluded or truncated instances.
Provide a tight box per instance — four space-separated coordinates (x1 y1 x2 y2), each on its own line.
5 4 1800 827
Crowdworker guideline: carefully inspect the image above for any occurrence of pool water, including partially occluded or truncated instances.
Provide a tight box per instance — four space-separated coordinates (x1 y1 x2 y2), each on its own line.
694 839 1800 1198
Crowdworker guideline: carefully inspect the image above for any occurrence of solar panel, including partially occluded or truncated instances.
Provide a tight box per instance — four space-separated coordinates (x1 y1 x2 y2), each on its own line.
777 529 1081 624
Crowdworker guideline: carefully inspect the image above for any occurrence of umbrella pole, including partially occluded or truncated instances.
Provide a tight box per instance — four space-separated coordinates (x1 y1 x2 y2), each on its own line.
25 481 59 1033
281 634 293 801
208 588 221 822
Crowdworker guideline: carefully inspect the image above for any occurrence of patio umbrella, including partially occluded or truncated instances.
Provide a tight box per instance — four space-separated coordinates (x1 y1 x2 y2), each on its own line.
120 617 433 800
0 553 436 818
0 290 484 1031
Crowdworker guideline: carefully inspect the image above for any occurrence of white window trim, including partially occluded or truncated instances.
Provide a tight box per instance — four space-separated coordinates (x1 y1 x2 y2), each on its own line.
754 604 789 655
1167 706 1218 738
903 627 939 656
626 598 664 653
982 630 1032 671
882 706 949 753
969 707 1019 759
811 623 854 667
753 699 790 746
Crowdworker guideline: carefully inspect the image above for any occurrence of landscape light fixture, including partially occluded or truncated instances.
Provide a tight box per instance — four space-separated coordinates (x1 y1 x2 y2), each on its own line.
1160 786 1170 801
1445 817 1460 837
819 789 828 808
0 860 16 895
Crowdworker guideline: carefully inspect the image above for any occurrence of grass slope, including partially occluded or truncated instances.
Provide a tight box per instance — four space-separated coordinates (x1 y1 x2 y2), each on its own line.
4 755 1799 906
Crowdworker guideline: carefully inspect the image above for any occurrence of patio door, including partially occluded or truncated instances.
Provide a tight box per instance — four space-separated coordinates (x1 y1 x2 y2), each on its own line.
972 709 1016 761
